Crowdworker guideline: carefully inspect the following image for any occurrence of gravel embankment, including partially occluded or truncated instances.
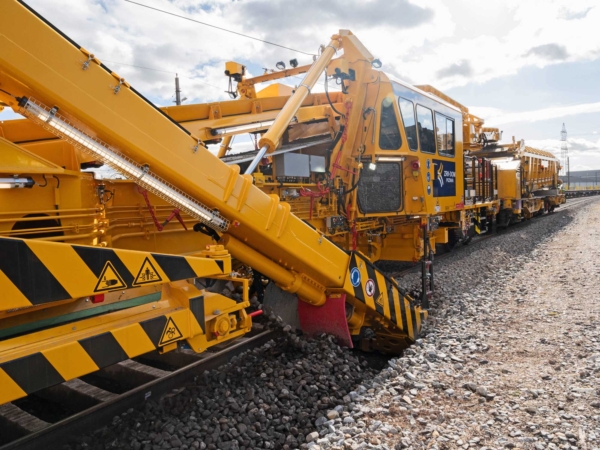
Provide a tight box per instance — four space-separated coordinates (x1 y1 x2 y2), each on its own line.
68 198 600 450
309 198 600 450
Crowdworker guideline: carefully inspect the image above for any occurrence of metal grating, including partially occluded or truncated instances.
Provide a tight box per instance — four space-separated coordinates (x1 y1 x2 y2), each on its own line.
18 98 229 232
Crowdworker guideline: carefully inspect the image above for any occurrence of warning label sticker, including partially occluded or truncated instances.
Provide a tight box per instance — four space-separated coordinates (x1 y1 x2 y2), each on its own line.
133 257 163 286
94 261 127 292
365 279 375 297
159 317 183 346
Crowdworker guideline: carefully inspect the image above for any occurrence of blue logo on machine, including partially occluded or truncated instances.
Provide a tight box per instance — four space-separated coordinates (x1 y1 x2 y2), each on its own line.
427 185 431 195
426 159 431 170
433 159 456 197
426 172 431 182
350 267 361 287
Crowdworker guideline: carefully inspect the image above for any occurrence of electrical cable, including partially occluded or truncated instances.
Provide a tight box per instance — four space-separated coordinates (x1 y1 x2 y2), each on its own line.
325 125 345 179
360 74 382 148
37 174 48 187
344 172 361 195
323 71 345 119
124 1 316 56
99 60 177 75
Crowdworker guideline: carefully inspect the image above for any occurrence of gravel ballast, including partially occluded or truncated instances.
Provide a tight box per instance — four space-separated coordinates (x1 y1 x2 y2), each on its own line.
67 198 600 450
311 198 600 450
67 328 379 450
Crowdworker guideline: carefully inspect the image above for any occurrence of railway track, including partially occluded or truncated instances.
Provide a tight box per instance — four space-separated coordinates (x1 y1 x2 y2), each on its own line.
384 196 596 279
0 197 594 450
0 327 279 450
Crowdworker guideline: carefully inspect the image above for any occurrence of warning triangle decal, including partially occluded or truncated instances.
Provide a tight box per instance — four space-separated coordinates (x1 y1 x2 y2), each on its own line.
133 257 163 286
159 317 183 346
94 261 127 292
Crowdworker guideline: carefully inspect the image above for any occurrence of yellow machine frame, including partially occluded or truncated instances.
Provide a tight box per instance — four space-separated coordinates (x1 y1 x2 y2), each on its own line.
0 0 563 404
0 1 428 404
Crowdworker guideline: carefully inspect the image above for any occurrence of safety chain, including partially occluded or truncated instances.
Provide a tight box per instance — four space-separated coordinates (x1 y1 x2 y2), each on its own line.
137 187 188 232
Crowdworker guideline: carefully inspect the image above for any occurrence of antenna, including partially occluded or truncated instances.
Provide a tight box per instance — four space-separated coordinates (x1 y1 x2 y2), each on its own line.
560 123 567 176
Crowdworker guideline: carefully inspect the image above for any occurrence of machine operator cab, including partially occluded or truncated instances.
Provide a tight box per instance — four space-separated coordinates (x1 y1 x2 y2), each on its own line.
357 76 467 220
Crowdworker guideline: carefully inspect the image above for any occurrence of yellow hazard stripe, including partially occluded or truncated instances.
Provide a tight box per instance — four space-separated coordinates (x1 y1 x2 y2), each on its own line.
0 310 193 405
32 243 99 295
0 237 227 308
43 342 99 380
345 252 423 342
404 298 414 339
376 272 391 320
0 368 27 403
0 270 32 310
392 289 402 329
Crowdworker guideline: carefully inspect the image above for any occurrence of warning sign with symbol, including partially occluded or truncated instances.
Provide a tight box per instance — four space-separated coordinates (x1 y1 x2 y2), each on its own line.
133 257 163 286
365 279 375 297
159 317 183 346
94 261 127 292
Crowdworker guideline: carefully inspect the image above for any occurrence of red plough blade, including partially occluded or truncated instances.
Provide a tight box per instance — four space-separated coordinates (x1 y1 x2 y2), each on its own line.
298 294 353 348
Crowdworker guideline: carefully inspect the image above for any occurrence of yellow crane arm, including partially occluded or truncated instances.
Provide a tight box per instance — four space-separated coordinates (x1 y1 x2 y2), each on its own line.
0 0 345 297
0 1 424 350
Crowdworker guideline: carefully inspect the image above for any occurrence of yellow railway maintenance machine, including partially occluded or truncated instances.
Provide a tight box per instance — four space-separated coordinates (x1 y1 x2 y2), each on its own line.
0 0 523 404
472 142 565 225
0 0 431 404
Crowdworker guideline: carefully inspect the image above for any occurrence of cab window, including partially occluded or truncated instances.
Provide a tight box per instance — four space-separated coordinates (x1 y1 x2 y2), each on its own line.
399 97 418 151
416 105 436 154
435 112 455 156
379 97 402 150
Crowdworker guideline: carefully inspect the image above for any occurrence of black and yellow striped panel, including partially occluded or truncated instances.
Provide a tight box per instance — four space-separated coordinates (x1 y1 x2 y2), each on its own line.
0 237 226 310
474 213 481 234
346 252 422 341
0 306 197 404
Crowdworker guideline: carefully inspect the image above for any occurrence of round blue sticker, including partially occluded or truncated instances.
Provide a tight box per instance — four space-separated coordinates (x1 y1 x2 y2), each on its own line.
426 159 431 170
350 267 361 287
427 185 432 195
426 172 431 182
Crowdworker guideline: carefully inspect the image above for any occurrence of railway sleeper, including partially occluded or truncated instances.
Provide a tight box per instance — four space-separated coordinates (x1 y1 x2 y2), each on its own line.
0 403 49 443
33 379 118 412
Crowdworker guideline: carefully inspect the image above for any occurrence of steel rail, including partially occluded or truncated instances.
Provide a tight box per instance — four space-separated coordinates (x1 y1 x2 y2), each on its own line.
0 329 280 450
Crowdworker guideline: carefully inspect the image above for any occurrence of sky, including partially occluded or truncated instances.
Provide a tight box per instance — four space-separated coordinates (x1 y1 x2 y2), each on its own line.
2 0 599 170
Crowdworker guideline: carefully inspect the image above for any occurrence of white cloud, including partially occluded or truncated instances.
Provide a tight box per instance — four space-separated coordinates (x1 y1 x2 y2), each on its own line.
20 0 600 100
18 0 453 101
407 0 600 89
4 0 598 172
470 102 600 126
525 137 600 171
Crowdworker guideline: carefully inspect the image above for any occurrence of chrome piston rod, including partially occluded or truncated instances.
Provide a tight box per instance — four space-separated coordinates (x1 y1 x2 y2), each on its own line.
244 146 269 175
